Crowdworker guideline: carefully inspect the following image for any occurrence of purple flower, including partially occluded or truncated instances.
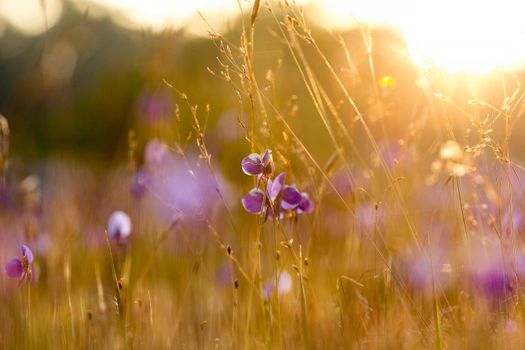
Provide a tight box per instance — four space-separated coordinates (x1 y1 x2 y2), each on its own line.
108 211 132 240
296 192 314 214
136 86 174 123
241 188 265 214
144 139 169 166
142 144 233 224
131 168 150 199
241 172 302 220
241 149 274 177
281 185 302 210
5 244 33 281
464 236 525 300
262 270 293 300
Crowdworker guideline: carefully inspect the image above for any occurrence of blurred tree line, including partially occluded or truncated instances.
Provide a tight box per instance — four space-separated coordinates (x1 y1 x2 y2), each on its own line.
0 1 429 167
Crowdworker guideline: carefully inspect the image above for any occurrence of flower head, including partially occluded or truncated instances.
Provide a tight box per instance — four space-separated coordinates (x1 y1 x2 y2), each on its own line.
296 192 314 214
241 172 303 221
241 149 274 177
262 270 293 300
5 244 33 282
108 211 132 241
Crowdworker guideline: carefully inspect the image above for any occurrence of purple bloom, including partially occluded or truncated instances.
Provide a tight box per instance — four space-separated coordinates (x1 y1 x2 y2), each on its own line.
241 149 274 177
464 236 525 300
241 188 265 214
262 270 293 300
5 244 33 281
297 192 314 214
281 185 302 211
142 143 233 224
267 172 286 204
144 139 169 166
108 211 132 240
136 86 174 123
131 168 150 199
241 172 302 220
356 202 386 232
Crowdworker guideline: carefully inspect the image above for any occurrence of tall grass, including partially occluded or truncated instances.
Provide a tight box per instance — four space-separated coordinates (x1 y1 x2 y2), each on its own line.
1 1 525 349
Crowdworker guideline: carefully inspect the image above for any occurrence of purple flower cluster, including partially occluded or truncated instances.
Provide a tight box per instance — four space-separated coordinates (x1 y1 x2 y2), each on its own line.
241 150 313 221
4 244 33 283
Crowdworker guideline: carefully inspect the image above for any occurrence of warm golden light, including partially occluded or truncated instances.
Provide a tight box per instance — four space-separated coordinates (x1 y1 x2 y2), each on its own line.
2 0 525 73
0 0 62 35
313 0 525 74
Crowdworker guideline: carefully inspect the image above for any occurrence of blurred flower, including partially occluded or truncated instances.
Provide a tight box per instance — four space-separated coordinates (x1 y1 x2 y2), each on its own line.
356 201 385 232
215 261 237 285
262 270 293 300
502 209 524 236
131 167 150 199
144 139 170 166
507 319 518 333
464 236 525 300
372 140 414 169
136 86 174 123
296 192 314 214
216 109 244 141
108 211 132 241
241 149 274 177
142 140 233 224
402 248 452 297
5 244 33 282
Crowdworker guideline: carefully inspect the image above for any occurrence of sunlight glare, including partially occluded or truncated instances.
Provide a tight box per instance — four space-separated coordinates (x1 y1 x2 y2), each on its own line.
0 0 62 36
314 0 525 73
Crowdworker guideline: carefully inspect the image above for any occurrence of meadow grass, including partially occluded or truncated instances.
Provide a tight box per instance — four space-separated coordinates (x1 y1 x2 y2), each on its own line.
2 1 525 349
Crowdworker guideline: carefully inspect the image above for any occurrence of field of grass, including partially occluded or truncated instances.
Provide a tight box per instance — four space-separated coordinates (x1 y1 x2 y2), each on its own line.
2 1 525 349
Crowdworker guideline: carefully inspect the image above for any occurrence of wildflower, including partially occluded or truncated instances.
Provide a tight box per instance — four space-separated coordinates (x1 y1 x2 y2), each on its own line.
136 86 174 123
464 236 525 300
241 172 302 220
144 139 169 166
262 270 293 300
131 167 150 199
5 244 33 282
241 149 274 177
296 192 314 214
507 319 518 333
108 211 132 241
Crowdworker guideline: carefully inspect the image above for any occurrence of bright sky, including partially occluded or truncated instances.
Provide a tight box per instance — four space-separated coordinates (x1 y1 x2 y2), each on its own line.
1 0 525 74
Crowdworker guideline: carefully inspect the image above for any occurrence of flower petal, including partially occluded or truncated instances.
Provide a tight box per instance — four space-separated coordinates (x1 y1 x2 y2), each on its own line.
108 211 132 239
5 257 23 278
281 185 302 210
22 245 34 264
297 192 314 214
268 172 286 202
261 149 274 175
241 153 263 176
242 188 265 214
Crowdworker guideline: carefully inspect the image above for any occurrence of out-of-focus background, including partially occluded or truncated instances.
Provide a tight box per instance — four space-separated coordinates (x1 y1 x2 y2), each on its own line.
3 0 525 165
3 1 525 348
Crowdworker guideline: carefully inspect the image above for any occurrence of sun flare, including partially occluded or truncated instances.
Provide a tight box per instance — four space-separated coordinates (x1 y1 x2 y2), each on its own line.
314 0 525 74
